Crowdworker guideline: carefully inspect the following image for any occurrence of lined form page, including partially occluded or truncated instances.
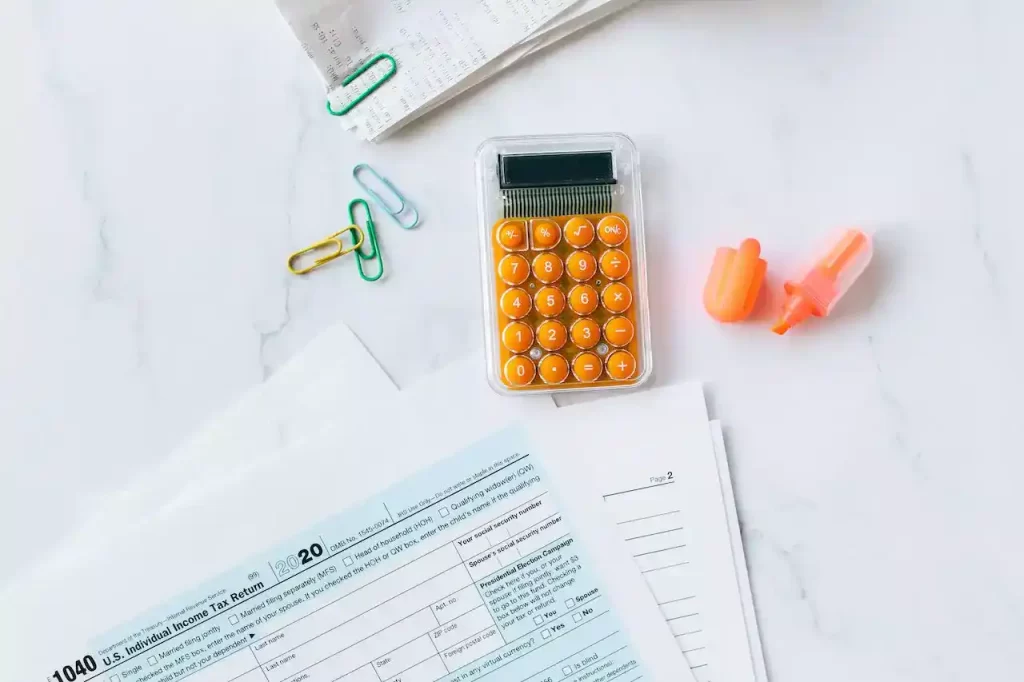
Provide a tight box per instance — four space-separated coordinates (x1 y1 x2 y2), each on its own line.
603 477 712 680
546 383 764 682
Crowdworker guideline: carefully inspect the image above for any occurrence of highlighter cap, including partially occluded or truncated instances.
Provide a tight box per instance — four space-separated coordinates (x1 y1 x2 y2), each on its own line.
703 239 767 322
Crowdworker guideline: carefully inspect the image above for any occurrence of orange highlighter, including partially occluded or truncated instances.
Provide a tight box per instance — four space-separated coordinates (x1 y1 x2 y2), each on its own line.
773 228 873 334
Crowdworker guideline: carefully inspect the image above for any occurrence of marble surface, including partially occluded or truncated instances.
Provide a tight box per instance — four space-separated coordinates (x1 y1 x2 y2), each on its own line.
3 0 1023 680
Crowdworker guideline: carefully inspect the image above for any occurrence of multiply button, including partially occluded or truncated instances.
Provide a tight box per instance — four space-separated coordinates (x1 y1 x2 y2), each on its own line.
601 282 632 313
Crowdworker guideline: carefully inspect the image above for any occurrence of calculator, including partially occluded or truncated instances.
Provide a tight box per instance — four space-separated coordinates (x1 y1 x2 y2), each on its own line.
476 134 652 394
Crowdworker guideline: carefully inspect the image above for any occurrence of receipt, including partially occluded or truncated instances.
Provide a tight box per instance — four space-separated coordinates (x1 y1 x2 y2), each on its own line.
274 0 581 139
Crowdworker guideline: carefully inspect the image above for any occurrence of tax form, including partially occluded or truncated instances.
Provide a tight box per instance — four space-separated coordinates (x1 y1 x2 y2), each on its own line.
4 397 691 682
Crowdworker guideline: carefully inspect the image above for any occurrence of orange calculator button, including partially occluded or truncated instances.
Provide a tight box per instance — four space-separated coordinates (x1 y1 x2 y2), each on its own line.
572 352 603 383
536 320 567 351
566 250 597 282
501 321 533 353
601 282 632 313
564 217 595 248
532 252 563 284
570 318 601 349
500 287 532 319
568 284 599 315
496 220 527 251
597 216 629 246
606 350 637 380
531 219 561 249
538 354 570 385
534 286 566 317
498 254 529 286
504 355 536 386
599 249 630 280
603 316 635 347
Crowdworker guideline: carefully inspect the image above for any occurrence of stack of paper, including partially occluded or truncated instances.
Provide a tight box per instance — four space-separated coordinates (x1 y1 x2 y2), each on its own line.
2 325 767 682
274 0 639 140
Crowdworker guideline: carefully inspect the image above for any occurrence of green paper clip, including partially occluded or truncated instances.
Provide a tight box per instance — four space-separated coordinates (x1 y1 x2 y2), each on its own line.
326 54 397 117
349 198 384 282
353 163 420 230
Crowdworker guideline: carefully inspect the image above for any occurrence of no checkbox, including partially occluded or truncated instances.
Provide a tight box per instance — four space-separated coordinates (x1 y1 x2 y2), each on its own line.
439 506 450 517
564 598 575 609
147 656 158 667
110 676 120 682
542 629 551 639
343 556 354 567
228 615 239 625
562 666 573 677
534 615 544 625
573 612 583 623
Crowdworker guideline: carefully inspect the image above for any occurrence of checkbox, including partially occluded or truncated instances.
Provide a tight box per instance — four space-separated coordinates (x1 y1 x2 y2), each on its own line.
534 615 544 625
439 506 450 518
228 615 239 625
562 666 573 676
110 676 120 682
343 556 354 567
573 612 582 623
564 598 575 609
147 656 158 666
542 629 551 639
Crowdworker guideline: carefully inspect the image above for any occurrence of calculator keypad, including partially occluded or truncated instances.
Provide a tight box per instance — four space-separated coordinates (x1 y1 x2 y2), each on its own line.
492 213 644 390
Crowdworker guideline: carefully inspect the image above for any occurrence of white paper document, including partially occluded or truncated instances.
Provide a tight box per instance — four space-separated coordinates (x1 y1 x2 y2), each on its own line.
274 0 637 140
543 385 767 682
2 368 689 682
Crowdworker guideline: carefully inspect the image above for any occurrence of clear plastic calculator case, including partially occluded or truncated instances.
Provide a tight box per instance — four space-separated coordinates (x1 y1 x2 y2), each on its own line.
476 133 653 395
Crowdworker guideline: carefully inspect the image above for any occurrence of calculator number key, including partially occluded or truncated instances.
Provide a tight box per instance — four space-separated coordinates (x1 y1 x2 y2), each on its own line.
500 288 532 319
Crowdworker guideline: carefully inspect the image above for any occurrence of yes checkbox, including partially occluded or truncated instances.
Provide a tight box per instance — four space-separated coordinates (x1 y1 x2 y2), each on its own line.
573 612 582 623
562 666 573 676
343 556 354 567
439 506 450 517
534 615 544 625
542 629 551 639
228 615 239 625
147 656 158 666
564 598 575 609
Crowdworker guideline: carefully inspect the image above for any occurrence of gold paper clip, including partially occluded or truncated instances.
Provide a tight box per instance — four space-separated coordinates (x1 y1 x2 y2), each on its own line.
287 224 365 275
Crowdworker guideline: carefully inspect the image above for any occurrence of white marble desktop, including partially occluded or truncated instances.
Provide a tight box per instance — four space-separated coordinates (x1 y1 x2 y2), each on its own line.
3 0 1023 680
